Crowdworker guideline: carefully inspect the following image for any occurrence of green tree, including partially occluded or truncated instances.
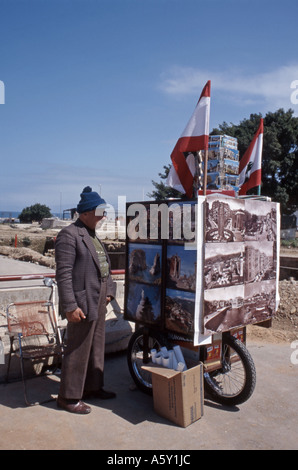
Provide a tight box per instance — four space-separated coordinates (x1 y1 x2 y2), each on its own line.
149 109 298 214
147 164 184 200
211 108 298 214
18 203 52 223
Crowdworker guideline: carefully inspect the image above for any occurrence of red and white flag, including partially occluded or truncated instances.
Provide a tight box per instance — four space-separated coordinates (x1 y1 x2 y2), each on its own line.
167 80 211 198
239 118 263 195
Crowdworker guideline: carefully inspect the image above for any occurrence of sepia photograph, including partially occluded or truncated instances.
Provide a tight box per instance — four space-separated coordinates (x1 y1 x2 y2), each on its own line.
203 273 277 334
244 199 277 243
204 285 245 334
204 242 245 289
203 196 279 334
205 195 245 243
244 241 276 283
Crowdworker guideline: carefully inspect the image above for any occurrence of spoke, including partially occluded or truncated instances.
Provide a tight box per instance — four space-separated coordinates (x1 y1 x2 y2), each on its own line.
209 346 246 397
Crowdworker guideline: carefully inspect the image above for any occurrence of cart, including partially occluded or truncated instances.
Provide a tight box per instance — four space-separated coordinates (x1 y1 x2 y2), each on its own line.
124 194 280 406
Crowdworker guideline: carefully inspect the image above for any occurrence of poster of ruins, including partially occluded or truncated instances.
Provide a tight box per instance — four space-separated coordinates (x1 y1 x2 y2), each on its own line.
164 243 197 335
128 243 162 285
166 244 196 292
203 195 280 334
124 199 198 336
125 243 163 324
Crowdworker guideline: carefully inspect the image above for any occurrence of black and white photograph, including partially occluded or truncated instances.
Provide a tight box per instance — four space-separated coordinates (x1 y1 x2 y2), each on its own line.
244 199 277 243
204 242 245 289
205 195 245 243
244 280 277 323
203 195 279 334
204 285 245 334
203 279 277 334
244 241 277 283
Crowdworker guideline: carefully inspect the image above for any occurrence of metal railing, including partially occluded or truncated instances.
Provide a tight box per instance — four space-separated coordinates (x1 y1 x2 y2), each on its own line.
0 269 125 283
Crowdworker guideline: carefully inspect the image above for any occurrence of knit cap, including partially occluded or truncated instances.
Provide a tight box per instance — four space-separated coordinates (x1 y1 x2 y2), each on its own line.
76 186 107 214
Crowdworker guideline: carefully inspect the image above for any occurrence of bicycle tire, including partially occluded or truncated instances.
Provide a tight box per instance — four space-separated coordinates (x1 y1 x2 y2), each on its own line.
204 334 256 406
127 327 171 395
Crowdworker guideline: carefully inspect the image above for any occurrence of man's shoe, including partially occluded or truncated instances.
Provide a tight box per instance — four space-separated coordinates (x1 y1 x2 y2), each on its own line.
57 395 91 414
83 388 116 400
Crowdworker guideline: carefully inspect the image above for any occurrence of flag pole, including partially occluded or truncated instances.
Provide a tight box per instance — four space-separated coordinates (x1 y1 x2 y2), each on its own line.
203 148 208 196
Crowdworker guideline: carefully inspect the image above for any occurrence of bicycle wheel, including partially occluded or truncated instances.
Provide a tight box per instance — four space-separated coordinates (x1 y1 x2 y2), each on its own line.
127 327 170 395
204 334 256 406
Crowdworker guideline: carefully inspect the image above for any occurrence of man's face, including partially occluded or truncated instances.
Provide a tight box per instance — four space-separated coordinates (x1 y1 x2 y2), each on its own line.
79 209 105 230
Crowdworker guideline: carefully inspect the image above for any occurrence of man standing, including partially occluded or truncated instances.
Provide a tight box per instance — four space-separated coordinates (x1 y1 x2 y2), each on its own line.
55 186 116 414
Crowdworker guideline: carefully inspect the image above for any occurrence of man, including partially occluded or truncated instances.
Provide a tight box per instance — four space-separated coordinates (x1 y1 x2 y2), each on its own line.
55 186 116 414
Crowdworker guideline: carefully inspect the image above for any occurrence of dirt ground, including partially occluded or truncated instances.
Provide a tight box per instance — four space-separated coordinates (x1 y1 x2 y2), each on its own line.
0 222 297 343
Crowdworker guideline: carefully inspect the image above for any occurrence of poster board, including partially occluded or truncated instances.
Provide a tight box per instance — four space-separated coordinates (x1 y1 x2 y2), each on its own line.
124 195 280 346
203 194 280 335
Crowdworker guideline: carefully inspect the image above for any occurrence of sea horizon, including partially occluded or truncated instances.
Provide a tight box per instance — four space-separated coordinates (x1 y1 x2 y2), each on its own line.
0 210 61 219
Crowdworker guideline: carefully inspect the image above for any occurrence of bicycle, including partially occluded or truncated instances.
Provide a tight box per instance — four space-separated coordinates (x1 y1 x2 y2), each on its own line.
127 324 256 407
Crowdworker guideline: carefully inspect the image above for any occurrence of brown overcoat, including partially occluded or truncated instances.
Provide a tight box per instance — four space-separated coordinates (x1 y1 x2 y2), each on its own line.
55 218 115 321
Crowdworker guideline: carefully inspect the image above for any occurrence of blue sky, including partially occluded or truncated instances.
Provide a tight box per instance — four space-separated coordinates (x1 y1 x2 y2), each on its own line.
0 0 297 213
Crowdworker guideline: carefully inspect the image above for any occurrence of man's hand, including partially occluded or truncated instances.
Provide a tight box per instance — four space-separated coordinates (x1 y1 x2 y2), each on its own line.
106 296 113 305
66 308 86 323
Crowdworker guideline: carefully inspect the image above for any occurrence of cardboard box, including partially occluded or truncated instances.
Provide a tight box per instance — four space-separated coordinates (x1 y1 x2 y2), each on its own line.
142 363 204 427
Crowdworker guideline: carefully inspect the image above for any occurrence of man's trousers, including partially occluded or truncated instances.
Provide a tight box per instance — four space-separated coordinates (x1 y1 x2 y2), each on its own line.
59 281 107 400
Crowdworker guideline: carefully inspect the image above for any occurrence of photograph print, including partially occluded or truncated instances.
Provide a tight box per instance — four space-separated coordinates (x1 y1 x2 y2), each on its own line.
203 196 279 334
126 281 161 325
204 242 245 290
205 195 245 243
204 285 245 334
165 288 196 335
128 243 162 285
244 199 277 243
166 244 197 292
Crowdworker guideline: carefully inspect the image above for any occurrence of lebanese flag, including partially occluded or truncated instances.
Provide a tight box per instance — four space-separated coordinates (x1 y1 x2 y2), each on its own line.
167 80 211 198
239 118 263 195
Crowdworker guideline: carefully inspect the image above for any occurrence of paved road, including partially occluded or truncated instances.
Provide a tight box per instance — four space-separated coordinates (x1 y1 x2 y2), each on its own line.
0 339 297 451
0 255 54 288
0 257 297 451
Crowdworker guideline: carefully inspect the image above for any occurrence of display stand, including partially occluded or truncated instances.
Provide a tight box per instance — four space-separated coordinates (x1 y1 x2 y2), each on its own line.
124 133 280 406
124 194 280 345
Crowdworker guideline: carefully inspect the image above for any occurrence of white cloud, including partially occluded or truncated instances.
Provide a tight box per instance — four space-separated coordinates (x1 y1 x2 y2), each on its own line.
160 64 298 113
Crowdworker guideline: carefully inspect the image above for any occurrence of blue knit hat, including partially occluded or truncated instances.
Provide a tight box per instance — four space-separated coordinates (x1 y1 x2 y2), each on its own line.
77 186 107 214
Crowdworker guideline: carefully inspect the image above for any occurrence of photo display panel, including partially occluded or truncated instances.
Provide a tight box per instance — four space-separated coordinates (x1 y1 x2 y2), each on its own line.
124 199 198 337
164 200 197 337
124 196 280 342
125 201 164 326
203 195 280 334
